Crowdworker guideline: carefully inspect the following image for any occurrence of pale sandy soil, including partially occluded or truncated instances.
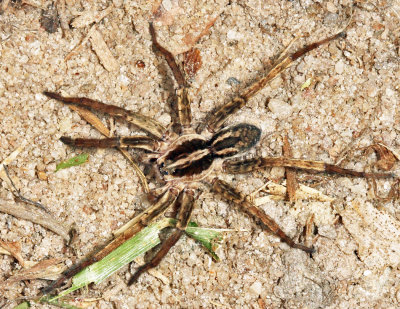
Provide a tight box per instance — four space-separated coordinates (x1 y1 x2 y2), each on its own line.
1 1 400 308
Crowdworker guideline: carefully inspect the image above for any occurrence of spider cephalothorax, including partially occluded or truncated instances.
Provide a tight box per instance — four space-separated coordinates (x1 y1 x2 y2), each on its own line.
158 124 260 181
42 23 391 294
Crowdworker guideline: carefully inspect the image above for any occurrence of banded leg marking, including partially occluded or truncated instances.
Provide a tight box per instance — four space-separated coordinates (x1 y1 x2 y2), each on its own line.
206 32 346 133
223 157 393 178
212 178 313 253
60 136 158 152
129 189 195 284
149 23 192 131
149 22 187 88
43 91 166 139
176 87 192 132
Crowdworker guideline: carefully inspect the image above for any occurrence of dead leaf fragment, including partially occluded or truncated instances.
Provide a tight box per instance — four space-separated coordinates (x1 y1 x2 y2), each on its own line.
0 240 24 266
183 48 202 79
152 3 222 55
253 181 334 206
68 105 149 193
0 142 26 189
1 258 66 286
368 143 398 171
89 28 119 72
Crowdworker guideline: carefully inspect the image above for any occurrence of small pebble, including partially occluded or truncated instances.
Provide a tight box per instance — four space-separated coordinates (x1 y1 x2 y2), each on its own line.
226 77 241 86
324 13 338 26
268 99 293 119
59 117 72 133
335 60 344 74
363 270 372 276
270 167 285 180
158 113 171 126
227 29 243 40
249 280 263 296
162 0 173 11
367 84 379 97
37 171 48 181
326 2 337 13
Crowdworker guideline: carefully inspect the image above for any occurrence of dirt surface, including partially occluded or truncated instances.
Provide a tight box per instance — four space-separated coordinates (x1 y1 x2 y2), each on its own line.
1 0 400 308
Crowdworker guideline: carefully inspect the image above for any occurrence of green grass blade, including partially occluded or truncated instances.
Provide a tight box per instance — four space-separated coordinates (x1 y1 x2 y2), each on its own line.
51 218 172 300
13 302 30 309
55 153 89 172
185 226 223 261
52 219 223 300
301 77 312 90
39 296 81 309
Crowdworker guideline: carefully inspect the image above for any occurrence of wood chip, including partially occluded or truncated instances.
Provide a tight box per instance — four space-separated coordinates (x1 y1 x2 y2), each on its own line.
1 0 10 12
71 5 114 28
0 258 66 286
56 0 69 32
0 199 70 241
0 240 24 267
253 181 334 206
89 28 119 72
0 143 26 187
64 25 97 62
283 135 298 202
368 143 399 171
68 105 149 193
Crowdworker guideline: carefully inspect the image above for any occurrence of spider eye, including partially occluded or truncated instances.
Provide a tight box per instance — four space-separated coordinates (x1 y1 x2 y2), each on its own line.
161 170 169 176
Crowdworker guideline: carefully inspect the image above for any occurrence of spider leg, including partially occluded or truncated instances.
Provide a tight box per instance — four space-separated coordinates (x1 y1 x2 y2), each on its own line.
129 188 195 284
43 91 166 139
206 32 346 133
176 87 192 133
149 23 192 132
60 135 159 152
212 177 313 253
223 157 394 178
42 186 180 295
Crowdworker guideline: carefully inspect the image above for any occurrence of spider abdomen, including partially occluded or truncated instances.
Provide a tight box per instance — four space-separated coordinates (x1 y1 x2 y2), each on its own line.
209 124 261 157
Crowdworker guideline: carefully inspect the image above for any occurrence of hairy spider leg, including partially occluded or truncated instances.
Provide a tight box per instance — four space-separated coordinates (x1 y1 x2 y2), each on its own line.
128 188 195 284
43 186 180 294
149 23 192 133
59 136 159 152
206 32 347 133
43 91 166 139
223 157 394 179
212 178 313 253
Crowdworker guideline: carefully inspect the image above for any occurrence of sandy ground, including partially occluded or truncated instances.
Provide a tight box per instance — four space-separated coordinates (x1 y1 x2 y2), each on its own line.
1 0 400 308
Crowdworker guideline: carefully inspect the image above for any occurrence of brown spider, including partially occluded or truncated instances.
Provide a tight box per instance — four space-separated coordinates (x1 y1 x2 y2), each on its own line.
42 23 390 294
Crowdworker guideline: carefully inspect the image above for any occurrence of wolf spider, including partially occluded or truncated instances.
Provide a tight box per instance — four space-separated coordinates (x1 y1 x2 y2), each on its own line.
42 24 390 293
